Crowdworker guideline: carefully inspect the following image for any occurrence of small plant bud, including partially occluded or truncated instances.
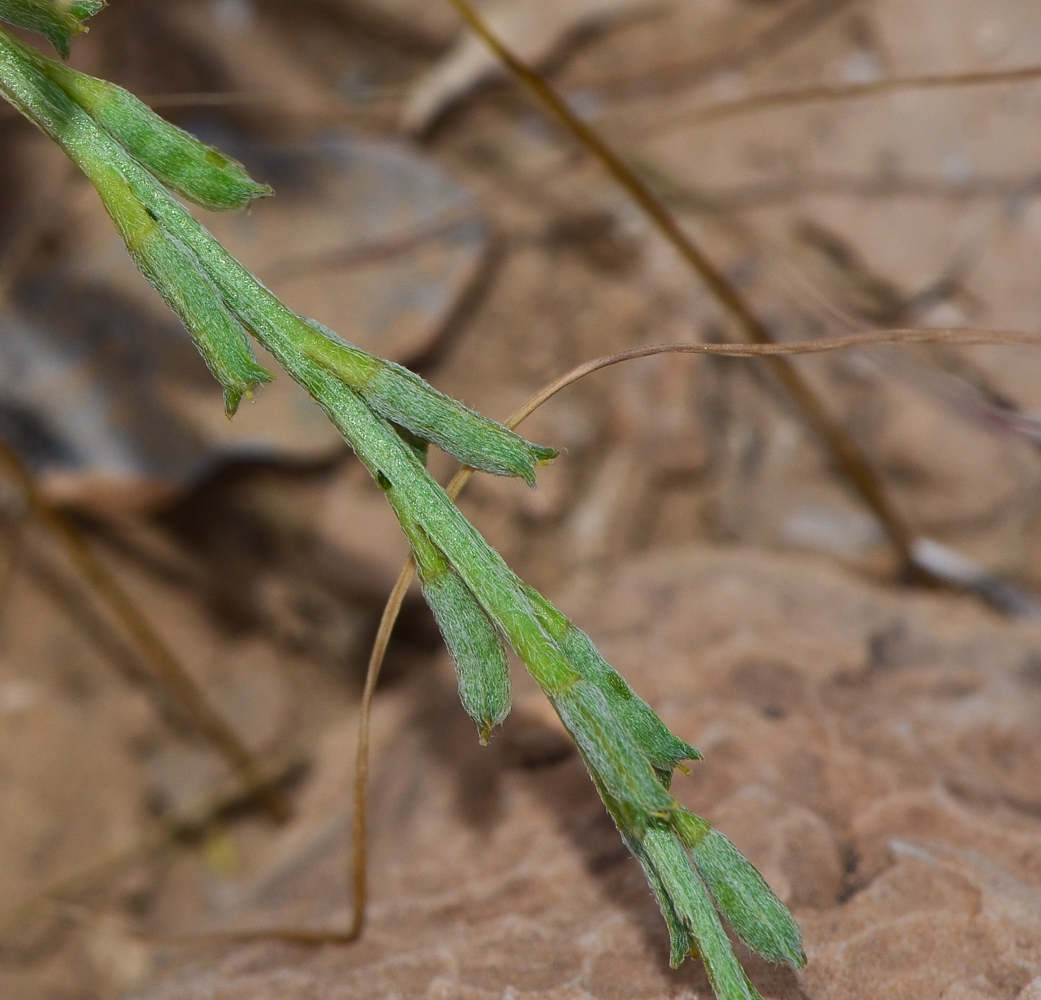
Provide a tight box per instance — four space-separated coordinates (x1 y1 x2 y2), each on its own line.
680 816 805 969
0 0 104 58
643 824 764 1000
550 678 674 830
25 52 271 210
526 587 700 784
410 522 511 742
299 322 557 485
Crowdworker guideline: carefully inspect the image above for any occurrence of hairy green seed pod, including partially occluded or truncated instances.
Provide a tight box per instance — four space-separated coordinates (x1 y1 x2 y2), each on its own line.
677 812 805 969
365 360 557 485
0 30 271 413
24 49 271 210
97 176 271 414
299 320 557 485
525 586 700 784
643 824 764 1000
132 227 273 415
0 0 103 58
620 827 693 968
410 521 511 743
550 678 674 831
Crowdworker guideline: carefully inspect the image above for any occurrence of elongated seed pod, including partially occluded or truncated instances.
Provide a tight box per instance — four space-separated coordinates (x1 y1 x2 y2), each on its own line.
676 811 805 969
0 0 103 58
21 46 271 210
97 174 271 414
409 521 511 742
525 585 700 784
299 319 557 485
364 360 557 485
132 227 273 415
619 825 694 967
643 824 764 1000
550 678 674 832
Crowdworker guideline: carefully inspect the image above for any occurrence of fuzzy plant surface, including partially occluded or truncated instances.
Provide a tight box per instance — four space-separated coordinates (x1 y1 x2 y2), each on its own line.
0 5 805 997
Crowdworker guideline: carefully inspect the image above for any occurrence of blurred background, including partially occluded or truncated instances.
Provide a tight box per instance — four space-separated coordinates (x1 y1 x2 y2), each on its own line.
2 1 1041 997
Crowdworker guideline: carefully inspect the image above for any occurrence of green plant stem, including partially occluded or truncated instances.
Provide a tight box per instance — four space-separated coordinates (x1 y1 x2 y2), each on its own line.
0 20 661 781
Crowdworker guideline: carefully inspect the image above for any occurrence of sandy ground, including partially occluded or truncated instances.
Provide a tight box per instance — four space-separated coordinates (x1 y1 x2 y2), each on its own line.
1 0 1041 997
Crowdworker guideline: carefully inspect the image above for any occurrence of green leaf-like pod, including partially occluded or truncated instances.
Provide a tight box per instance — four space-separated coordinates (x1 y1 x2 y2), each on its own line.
620 828 693 968
643 824 764 1000
550 678 675 831
121 210 273 416
679 814 805 969
18 44 271 210
365 360 557 485
299 320 557 485
0 0 103 58
525 585 701 784
0 28 272 414
408 520 511 743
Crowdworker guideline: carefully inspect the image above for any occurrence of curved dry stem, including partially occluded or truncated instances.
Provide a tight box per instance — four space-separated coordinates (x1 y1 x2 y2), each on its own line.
344 560 416 940
173 557 418 947
444 0 916 568
126 325 1041 950
192 325 1041 948
338 324 1038 943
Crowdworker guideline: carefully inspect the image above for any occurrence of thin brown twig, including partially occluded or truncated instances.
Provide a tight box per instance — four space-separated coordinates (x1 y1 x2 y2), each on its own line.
0 440 290 822
570 0 852 99
0 89 405 124
444 0 916 565
143 89 406 108
266 211 480 283
161 562 417 947
0 502 26 641
640 63 1041 136
0 751 304 947
638 163 1041 211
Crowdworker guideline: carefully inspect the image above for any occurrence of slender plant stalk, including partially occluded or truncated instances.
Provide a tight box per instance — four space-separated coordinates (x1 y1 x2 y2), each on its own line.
443 0 918 567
